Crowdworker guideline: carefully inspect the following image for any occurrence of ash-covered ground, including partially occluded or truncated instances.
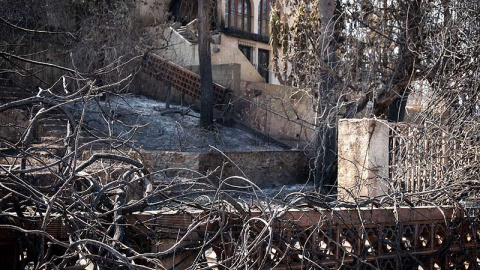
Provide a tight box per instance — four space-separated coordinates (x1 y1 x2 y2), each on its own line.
69 94 316 200
74 94 284 152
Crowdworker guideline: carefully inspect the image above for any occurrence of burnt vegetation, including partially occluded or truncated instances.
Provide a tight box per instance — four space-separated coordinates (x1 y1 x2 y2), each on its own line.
0 0 479 269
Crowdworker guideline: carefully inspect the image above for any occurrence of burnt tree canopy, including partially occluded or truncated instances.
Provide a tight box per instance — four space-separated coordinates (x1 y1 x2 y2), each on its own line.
271 0 480 190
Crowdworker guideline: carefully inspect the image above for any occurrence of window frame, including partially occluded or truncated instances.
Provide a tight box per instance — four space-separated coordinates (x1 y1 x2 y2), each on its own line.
225 0 252 32
258 0 272 36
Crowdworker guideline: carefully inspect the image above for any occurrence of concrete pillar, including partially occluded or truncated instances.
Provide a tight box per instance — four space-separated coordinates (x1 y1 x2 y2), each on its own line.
337 119 390 202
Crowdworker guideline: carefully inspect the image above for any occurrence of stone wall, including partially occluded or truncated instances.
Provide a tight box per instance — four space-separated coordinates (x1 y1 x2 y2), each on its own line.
231 82 316 147
145 150 310 188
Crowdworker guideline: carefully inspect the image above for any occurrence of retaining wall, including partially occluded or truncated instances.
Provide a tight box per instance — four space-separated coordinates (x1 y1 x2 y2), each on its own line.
143 150 310 188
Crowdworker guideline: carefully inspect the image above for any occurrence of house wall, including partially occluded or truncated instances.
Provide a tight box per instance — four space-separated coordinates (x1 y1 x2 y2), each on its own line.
140 0 274 35
142 0 281 84
160 27 200 67
211 35 266 83
217 0 265 36
188 64 241 92
217 0 280 84
159 30 270 84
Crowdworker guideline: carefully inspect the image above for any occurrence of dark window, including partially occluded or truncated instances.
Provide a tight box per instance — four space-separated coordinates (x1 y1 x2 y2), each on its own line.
258 0 272 36
238 45 252 63
225 0 252 32
258 49 269 83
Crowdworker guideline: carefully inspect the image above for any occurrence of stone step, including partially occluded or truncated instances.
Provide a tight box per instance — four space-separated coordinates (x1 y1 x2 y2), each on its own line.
0 96 25 104
174 27 198 44
33 137 121 154
36 130 68 139
37 118 68 125
35 136 101 146
40 113 68 118
0 89 35 104
39 123 67 129
2 148 309 190
34 136 67 144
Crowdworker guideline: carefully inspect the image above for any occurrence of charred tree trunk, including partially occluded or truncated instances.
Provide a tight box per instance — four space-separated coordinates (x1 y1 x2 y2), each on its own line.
314 0 338 193
198 0 214 128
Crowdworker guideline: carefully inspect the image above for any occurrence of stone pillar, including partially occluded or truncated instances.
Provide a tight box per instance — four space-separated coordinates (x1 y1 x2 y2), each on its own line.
337 119 390 202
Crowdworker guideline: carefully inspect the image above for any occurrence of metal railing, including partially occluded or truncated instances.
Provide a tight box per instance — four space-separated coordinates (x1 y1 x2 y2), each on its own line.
389 122 479 194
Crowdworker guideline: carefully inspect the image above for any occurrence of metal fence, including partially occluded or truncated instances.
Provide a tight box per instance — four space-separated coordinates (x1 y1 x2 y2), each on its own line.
389 122 479 194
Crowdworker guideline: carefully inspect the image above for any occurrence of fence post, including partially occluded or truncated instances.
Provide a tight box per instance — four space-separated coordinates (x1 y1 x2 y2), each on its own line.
337 118 390 202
